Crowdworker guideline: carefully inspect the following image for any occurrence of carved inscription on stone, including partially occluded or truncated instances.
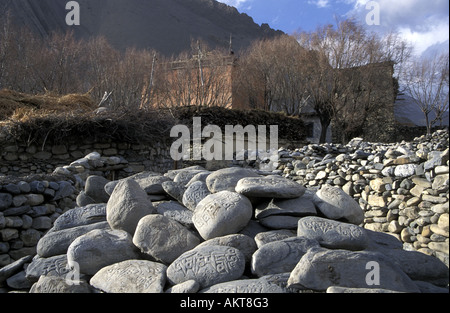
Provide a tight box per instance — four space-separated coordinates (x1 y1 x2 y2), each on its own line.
167 246 246 288
297 217 369 251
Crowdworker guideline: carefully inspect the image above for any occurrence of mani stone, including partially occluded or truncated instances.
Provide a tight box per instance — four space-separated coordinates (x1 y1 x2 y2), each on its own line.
193 191 253 240
254 230 297 248
162 181 187 203
251 237 319 277
287 247 420 293
133 214 200 264
167 245 246 289
67 229 140 276
313 184 364 225
25 255 71 283
36 221 110 258
90 260 167 293
235 175 306 199
297 217 370 251
201 278 285 293
194 234 257 264
182 181 211 211
52 203 107 232
106 179 155 235
155 201 194 228
205 167 260 193
30 275 93 293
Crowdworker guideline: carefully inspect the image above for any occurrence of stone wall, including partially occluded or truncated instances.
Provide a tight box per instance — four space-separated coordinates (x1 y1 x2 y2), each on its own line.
0 179 77 267
267 129 449 266
0 139 175 179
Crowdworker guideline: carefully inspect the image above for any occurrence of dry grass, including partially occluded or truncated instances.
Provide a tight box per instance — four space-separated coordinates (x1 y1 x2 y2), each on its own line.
0 89 95 122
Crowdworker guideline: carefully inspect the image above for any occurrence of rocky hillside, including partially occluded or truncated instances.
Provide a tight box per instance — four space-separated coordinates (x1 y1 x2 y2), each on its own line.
2 0 283 55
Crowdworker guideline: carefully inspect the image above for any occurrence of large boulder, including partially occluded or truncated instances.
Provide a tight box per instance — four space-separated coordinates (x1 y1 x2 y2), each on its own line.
106 179 155 234
133 214 200 264
193 191 253 240
205 167 259 193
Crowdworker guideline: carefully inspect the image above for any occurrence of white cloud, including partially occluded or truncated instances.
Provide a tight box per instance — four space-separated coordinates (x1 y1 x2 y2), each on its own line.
347 0 449 55
308 0 330 8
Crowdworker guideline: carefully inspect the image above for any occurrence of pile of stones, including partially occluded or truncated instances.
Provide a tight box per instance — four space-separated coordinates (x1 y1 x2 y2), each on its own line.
244 129 449 265
0 179 76 268
1 164 448 293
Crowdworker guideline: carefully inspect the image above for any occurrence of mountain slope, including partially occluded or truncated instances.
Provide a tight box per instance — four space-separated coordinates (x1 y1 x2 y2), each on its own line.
2 0 283 55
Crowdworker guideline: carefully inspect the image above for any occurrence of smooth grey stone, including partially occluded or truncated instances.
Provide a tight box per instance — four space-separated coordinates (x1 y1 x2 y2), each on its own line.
206 167 260 193
133 214 200 264
182 181 211 211
30 275 93 293
106 179 155 235
167 245 246 289
25 255 70 283
255 193 317 219
52 204 106 231
155 201 193 228
67 229 140 276
297 217 369 251
162 181 187 203
251 237 319 277
287 247 420 293
193 191 253 240
85 175 110 203
236 175 306 199
258 215 301 230
254 230 296 248
200 278 285 293
90 260 167 293
313 184 364 225
37 222 110 258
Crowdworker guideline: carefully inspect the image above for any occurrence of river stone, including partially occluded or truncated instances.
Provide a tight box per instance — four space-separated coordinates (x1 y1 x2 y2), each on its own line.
254 230 297 248
85 175 110 203
206 167 260 193
182 181 211 211
36 221 110 258
236 175 306 199
174 170 208 185
155 201 194 228
0 193 13 211
106 179 155 235
251 237 319 277
201 278 285 293
67 229 140 276
52 203 107 231
131 172 172 195
287 247 420 293
255 193 317 219
194 234 257 264
90 260 167 293
193 191 253 240
167 245 246 289
297 217 369 251
30 275 93 293
25 255 71 283
133 214 200 264
313 185 364 225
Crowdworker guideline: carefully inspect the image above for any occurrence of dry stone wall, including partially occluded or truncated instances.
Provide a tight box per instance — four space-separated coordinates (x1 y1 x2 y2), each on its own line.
259 129 449 266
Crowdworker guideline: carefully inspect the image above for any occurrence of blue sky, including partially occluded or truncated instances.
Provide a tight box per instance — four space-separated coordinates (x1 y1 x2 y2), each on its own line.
217 0 449 56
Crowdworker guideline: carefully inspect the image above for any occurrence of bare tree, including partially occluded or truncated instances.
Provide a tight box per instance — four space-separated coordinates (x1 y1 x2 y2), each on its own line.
403 52 449 135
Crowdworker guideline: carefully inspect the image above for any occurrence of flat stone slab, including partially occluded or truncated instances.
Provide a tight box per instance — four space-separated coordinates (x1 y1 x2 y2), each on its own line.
288 247 420 293
297 217 369 251
52 204 106 232
236 175 306 199
90 260 167 293
155 201 194 228
254 230 296 248
30 275 93 293
167 245 246 289
201 278 285 293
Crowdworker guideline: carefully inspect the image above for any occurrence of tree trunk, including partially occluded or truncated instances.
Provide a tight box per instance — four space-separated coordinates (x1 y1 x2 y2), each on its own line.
319 117 331 143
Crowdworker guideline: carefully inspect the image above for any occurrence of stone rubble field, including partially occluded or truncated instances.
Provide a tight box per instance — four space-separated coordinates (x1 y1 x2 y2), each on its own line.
0 130 449 293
